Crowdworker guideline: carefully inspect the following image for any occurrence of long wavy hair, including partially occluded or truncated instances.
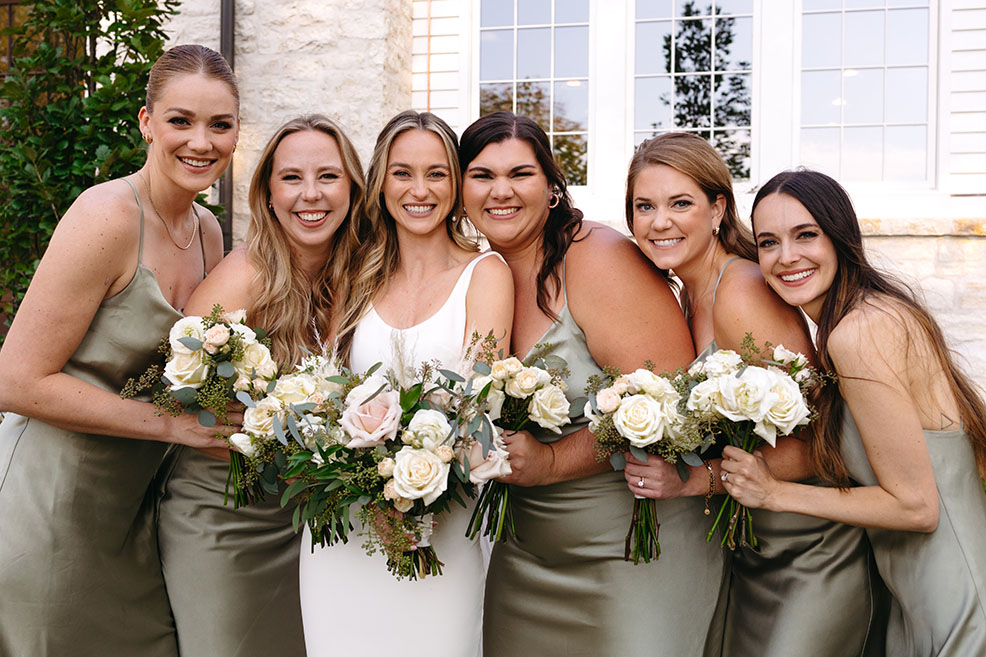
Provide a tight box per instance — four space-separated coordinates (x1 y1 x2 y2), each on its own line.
335 110 477 365
458 111 583 321
752 169 986 483
246 115 365 366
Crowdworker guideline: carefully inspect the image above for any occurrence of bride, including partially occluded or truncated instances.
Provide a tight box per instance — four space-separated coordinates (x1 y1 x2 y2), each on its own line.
298 110 513 656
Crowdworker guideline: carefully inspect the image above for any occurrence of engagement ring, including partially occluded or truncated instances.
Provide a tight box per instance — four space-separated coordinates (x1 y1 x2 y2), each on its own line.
637 478 645 488
721 472 729 482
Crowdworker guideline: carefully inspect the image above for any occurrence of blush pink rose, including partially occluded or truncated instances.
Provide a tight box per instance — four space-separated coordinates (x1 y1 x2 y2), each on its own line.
340 390 402 448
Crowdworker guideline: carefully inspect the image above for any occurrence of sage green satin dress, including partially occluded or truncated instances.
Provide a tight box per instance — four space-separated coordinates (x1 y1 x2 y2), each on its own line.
0 181 180 656
841 408 986 655
700 350 888 657
483 289 723 657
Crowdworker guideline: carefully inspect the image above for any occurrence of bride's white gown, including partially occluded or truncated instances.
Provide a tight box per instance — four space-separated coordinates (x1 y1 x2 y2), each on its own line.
299 252 501 657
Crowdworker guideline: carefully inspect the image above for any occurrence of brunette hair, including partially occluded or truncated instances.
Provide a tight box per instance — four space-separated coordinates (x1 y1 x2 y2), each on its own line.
146 44 239 112
246 115 365 366
458 111 583 320
752 169 986 483
335 110 477 364
626 132 756 263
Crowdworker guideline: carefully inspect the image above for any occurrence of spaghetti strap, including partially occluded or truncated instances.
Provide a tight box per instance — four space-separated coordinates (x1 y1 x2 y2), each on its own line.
711 256 741 308
121 177 146 265
192 205 206 275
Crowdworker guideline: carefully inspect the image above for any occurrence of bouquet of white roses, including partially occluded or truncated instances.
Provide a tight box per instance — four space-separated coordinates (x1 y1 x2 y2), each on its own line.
687 338 815 549
466 347 576 543
584 366 713 563
279 360 493 581
121 305 278 506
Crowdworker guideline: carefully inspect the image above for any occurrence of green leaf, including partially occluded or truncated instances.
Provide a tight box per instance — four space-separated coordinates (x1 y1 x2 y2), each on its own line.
325 375 349 384
177 336 203 351
675 459 691 483
568 396 588 418
272 415 288 446
217 361 236 378
171 386 197 404
542 354 568 370
629 445 649 462
472 361 491 376
197 409 216 427
609 452 627 470
253 327 267 341
235 391 256 407
681 451 703 467
438 369 465 383
291 402 316 413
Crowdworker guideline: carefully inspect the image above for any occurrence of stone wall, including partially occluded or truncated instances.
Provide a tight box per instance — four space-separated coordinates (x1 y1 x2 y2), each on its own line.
161 0 413 243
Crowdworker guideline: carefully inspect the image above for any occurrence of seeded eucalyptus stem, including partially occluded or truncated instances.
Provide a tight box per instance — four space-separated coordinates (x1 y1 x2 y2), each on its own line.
625 496 661 563
706 424 759 550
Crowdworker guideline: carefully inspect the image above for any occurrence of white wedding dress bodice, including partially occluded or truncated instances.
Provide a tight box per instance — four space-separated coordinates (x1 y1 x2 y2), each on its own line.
299 251 503 657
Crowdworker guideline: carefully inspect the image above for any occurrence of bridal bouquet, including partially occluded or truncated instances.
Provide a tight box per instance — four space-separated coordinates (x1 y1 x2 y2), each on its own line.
584 366 714 563
688 338 815 549
466 346 576 543
121 305 278 506
280 359 493 581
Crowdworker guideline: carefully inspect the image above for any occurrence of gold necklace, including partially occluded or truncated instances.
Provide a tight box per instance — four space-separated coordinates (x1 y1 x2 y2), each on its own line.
141 172 197 250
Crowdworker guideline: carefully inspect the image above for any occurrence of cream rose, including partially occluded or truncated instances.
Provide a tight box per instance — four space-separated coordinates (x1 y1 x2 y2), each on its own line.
465 436 512 484
404 409 452 450
272 372 319 405
686 378 722 416
583 400 602 432
393 496 414 513
714 367 777 424
235 342 277 381
222 308 247 325
756 370 811 446
610 376 632 396
164 350 210 390
169 316 207 355
472 375 505 421
202 324 231 355
435 445 455 463
528 384 571 433
228 432 257 458
504 366 551 398
241 396 284 438
612 394 676 447
378 457 396 478
704 350 744 377
595 387 621 414
339 380 401 449
392 446 450 504
490 357 523 381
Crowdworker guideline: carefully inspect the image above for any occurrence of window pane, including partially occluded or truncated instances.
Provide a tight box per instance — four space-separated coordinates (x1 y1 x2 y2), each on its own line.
636 76 673 129
675 19 713 72
480 30 513 80
801 127 840 177
518 28 551 79
555 0 589 24
713 129 751 180
480 0 512 27
802 70 842 124
715 15 752 71
715 0 753 15
842 126 883 180
885 125 927 180
553 133 587 185
636 0 673 19
887 9 929 66
843 68 883 124
674 74 712 127
480 83 514 114
516 81 552 131
554 25 588 77
886 67 927 123
802 12 841 68
554 80 588 132
636 21 673 75
803 0 841 10
714 72 751 126
519 0 551 25
844 11 884 67
844 0 884 8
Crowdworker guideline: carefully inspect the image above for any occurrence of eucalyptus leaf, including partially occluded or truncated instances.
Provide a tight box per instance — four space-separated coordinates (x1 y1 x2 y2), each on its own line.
438 369 465 383
274 450 287 470
472 361 492 376
291 402 316 414
542 354 567 370
253 327 267 341
366 362 382 376
326 375 349 384
357 495 372 505
568 396 588 418
272 415 288 446
609 452 627 470
675 459 691 482
262 463 279 484
197 409 216 427
681 451 704 467
286 414 305 448
171 386 197 405
266 380 277 394
235 390 256 408
216 361 236 378
177 336 203 351
629 445 649 462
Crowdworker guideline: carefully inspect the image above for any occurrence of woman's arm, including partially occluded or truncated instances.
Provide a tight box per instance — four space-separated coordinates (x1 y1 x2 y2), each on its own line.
626 262 815 498
501 224 696 487
0 184 230 450
464 253 514 359
721 305 940 532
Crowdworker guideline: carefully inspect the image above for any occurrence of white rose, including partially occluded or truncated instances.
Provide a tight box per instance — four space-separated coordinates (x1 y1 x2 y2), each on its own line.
229 322 258 346
393 496 414 513
504 366 551 398
298 413 325 449
202 324 230 355
756 370 811 446
233 371 252 392
222 308 247 325
490 357 523 381
612 394 677 447
583 400 602 432
169 316 207 355
299 354 344 396
383 478 399 500
686 378 722 416
392 446 450 505
465 435 512 484
164 349 210 390
527 384 571 433
704 350 745 377
628 369 675 398
241 396 284 438
235 342 276 380
272 372 319 405
714 367 778 424
687 359 706 376
772 344 798 366
611 376 632 396
472 375 505 421
378 457 396 478
595 387 622 415
340 388 402 449
404 409 452 450
228 432 257 458
435 445 455 463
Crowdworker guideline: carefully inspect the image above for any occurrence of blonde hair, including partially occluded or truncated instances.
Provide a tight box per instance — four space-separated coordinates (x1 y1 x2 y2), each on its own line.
246 115 366 366
146 44 238 112
335 110 477 364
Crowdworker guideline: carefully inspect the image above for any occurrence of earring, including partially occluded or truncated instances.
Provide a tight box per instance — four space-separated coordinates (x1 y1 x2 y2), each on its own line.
712 225 720 236
548 193 560 209
142 133 152 144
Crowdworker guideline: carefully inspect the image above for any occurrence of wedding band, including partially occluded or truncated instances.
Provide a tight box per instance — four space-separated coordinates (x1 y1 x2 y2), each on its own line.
637 478 645 488
721 472 729 482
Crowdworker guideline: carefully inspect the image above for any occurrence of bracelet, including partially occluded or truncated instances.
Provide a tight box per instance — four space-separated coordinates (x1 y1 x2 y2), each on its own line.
702 459 715 516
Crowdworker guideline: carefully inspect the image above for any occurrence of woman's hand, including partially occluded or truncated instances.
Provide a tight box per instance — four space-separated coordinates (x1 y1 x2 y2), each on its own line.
167 407 243 459
720 445 781 510
623 452 690 499
495 430 555 487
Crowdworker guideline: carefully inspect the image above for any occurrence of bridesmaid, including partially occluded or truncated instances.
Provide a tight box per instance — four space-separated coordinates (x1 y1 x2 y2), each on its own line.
0 45 236 656
299 110 513 657
724 169 986 656
622 134 886 657
459 112 722 656
156 115 365 657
